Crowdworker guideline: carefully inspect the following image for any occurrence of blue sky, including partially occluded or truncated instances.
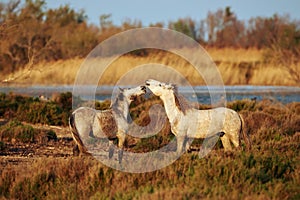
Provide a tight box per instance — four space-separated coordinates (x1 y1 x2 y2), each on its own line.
5 0 300 26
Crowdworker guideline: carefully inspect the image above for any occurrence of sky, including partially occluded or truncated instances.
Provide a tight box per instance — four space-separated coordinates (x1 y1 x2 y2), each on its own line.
6 0 300 26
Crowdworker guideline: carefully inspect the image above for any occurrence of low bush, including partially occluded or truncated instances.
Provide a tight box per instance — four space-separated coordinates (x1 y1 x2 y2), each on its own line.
0 149 299 199
0 141 5 151
0 120 35 143
0 93 72 126
228 99 257 112
0 120 57 144
95 100 111 110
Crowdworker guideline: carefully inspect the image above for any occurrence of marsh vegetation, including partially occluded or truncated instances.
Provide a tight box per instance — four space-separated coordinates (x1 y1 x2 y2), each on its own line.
0 93 299 199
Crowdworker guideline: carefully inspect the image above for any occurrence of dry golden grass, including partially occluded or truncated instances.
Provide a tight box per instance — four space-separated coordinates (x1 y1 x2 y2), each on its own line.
2 48 299 86
207 48 264 63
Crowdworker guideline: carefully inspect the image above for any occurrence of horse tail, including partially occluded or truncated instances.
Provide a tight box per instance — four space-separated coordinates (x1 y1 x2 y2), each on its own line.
69 113 89 155
239 113 252 150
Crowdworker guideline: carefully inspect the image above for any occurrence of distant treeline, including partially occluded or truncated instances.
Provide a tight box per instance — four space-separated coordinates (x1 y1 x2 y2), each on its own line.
0 0 300 75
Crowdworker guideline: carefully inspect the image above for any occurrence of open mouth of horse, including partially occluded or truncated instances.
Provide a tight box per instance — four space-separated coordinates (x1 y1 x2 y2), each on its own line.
141 85 147 92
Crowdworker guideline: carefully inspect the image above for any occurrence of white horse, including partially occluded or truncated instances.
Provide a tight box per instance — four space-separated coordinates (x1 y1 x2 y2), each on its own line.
145 79 251 153
69 85 146 163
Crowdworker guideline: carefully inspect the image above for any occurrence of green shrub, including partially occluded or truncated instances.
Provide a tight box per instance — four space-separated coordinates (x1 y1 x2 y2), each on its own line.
228 99 257 112
0 120 35 143
0 120 57 144
52 92 73 112
0 93 70 126
46 130 57 141
17 101 66 125
0 141 5 151
95 100 111 110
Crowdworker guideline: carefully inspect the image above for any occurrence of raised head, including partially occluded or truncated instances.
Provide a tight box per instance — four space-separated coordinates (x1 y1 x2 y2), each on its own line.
112 85 146 107
123 85 146 103
145 79 192 114
145 79 176 97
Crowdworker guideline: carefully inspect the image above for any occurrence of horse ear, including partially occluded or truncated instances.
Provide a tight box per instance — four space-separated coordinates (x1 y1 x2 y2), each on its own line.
118 87 124 92
119 92 124 101
170 84 178 92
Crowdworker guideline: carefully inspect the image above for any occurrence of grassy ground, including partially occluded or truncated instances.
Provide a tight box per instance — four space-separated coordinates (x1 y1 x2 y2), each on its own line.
1 48 299 86
0 95 299 199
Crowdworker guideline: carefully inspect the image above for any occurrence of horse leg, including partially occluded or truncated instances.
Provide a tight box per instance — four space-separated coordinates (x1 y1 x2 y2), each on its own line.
117 131 126 164
73 144 80 156
230 132 240 148
118 149 124 165
177 136 186 153
184 137 193 152
108 140 114 159
74 142 91 156
220 135 232 151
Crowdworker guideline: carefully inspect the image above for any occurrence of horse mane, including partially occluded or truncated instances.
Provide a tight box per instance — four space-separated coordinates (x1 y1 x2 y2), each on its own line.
110 90 132 123
172 86 193 114
130 94 138 102
111 91 124 108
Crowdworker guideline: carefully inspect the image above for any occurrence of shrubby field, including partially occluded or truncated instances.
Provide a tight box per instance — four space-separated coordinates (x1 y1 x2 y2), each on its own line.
0 93 299 199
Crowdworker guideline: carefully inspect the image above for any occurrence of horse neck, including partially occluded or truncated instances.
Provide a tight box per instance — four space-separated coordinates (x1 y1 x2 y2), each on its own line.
160 92 181 123
122 98 131 117
112 98 130 118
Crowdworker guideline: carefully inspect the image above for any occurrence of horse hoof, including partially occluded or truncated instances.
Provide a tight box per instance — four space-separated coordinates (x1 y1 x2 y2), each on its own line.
218 132 225 137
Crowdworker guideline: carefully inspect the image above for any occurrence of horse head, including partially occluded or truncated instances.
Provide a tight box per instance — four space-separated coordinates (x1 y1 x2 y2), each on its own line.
145 79 177 96
145 79 192 114
123 85 146 103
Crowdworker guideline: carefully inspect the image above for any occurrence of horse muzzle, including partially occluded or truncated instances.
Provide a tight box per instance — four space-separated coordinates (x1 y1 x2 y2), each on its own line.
141 85 147 92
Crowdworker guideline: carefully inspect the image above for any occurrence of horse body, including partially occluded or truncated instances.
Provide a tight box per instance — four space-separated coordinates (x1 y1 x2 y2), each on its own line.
70 107 119 142
69 85 146 163
145 79 251 153
172 107 241 151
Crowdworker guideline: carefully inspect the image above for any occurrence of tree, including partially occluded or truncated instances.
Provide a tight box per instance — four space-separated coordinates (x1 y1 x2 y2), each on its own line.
0 0 98 83
168 17 197 40
0 0 48 81
45 5 97 59
99 14 112 32
215 7 246 47
262 15 300 82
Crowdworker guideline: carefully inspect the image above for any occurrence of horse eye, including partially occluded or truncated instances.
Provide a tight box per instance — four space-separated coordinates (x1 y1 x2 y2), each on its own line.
159 84 161 87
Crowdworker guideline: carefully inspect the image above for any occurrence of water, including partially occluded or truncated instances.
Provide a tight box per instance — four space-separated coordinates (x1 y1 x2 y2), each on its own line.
183 85 300 104
0 85 299 104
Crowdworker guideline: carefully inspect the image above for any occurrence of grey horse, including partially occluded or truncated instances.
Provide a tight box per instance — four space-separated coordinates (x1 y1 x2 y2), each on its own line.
69 85 146 163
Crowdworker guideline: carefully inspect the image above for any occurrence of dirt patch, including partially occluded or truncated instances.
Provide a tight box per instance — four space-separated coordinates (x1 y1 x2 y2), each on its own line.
0 124 74 170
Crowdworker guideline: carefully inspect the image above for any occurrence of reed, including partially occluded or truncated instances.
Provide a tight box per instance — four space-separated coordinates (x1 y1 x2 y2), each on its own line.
1 48 298 86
